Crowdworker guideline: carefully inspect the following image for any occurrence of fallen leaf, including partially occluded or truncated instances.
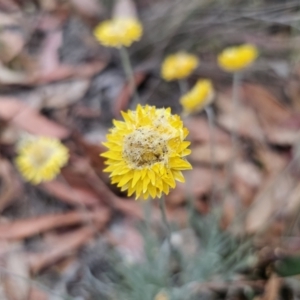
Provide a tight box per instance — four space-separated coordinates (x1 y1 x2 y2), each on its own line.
32 60 107 85
233 160 263 206
27 287 48 300
113 0 138 19
109 220 144 264
166 167 218 207
0 30 25 63
256 145 289 175
260 118 300 145
0 209 109 240
246 169 297 234
28 225 109 273
71 0 104 18
184 117 231 144
190 143 232 165
28 79 90 109
0 12 20 27
0 63 28 85
113 72 147 118
216 91 265 142
41 178 100 207
0 98 70 139
259 274 281 300
0 158 22 212
243 84 291 125
38 31 62 74
2 244 31 300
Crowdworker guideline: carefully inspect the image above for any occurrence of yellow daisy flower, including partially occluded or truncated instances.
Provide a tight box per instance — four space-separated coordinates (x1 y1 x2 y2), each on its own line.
161 52 199 81
180 79 215 115
15 136 69 184
154 290 169 300
101 105 192 200
218 44 258 72
94 18 143 48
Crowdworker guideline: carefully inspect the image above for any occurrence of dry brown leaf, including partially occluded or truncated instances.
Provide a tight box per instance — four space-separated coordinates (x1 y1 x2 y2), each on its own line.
27 287 48 300
113 72 147 118
113 0 138 19
258 274 281 300
284 183 300 216
234 161 263 188
28 79 90 110
71 134 106 175
190 143 232 165
41 178 101 207
32 61 107 85
0 31 25 63
166 167 218 208
39 31 62 74
242 84 299 145
0 158 22 212
233 161 263 206
0 12 20 27
185 117 231 144
112 197 143 219
216 91 265 142
2 245 31 300
243 84 291 125
0 98 70 139
28 225 107 273
221 193 241 230
256 145 289 175
71 0 104 18
0 209 109 240
259 118 300 145
109 221 144 263
0 63 28 85
246 170 296 234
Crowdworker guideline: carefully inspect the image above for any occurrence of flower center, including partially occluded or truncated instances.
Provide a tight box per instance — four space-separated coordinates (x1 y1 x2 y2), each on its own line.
29 145 54 167
123 127 168 169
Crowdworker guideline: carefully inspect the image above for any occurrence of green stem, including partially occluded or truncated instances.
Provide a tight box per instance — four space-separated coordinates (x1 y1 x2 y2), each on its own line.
118 46 140 108
178 79 189 95
204 105 216 206
159 195 172 250
225 72 241 192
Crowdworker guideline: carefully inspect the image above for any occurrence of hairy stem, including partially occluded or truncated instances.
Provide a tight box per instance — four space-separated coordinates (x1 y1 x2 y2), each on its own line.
204 105 216 206
178 79 189 95
227 72 241 188
159 195 172 250
119 46 140 108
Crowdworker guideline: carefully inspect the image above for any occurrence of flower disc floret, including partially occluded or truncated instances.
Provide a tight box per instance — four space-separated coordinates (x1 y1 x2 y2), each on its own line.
101 105 192 200
161 52 199 81
15 136 69 184
180 79 215 115
218 44 258 72
94 18 143 48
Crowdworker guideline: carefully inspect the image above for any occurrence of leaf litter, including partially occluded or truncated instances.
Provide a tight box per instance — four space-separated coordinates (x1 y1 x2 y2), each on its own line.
1 1 300 299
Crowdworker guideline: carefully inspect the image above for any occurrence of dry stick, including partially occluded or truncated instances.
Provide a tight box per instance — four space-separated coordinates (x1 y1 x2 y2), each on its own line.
59 174 99 235
204 105 216 206
119 46 140 109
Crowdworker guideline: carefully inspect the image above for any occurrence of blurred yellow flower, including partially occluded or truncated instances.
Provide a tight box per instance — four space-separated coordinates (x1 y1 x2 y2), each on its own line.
154 290 169 300
15 136 69 184
94 18 143 48
218 44 258 72
161 52 199 81
180 79 214 115
101 104 192 200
